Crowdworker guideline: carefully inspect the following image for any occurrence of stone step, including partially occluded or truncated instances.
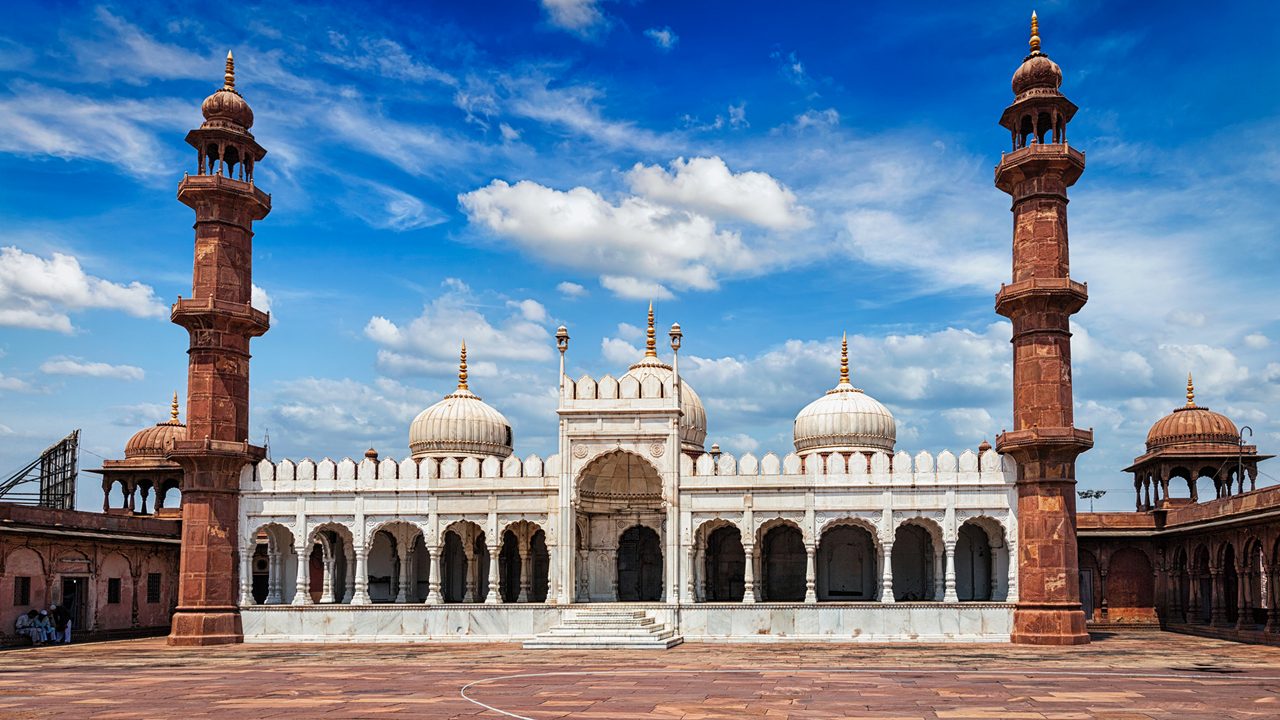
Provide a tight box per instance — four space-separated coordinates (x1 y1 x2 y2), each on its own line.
524 608 684 650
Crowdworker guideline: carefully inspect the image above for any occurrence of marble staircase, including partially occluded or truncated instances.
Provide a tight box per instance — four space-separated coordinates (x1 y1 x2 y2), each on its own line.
523 607 683 649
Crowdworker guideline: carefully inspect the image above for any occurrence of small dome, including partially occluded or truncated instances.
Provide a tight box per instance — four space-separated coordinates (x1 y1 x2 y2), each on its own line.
1145 374 1239 452
1011 13 1063 98
124 395 187 459
201 52 253 129
408 344 514 459
621 304 707 453
793 334 896 455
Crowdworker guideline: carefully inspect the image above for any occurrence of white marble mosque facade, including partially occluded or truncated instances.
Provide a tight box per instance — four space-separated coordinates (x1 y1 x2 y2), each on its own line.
238 319 1019 643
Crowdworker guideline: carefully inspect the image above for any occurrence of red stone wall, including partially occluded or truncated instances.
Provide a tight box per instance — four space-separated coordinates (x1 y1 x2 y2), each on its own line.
0 504 181 642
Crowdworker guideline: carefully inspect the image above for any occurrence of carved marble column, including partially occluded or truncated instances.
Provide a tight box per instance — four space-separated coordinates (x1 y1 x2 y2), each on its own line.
463 546 477 603
426 546 443 605
351 542 370 605
237 547 254 606
319 547 335 604
266 550 281 605
880 541 895 603
343 552 355 604
292 545 312 606
485 547 501 604
804 545 817 604
742 546 757 603
518 546 532 603
395 545 411 604
943 546 959 603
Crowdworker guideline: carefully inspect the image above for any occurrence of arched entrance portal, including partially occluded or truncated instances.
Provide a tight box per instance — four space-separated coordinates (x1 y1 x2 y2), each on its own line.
576 450 667 602
617 525 663 601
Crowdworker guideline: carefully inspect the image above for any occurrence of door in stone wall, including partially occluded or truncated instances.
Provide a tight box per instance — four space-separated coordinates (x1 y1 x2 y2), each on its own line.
617 526 662 601
1079 569 1094 621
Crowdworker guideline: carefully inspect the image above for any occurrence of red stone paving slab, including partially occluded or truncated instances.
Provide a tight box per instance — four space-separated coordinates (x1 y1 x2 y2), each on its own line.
0 632 1277 718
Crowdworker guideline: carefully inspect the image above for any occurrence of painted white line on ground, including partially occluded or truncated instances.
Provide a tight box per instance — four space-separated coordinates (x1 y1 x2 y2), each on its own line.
459 666 1280 719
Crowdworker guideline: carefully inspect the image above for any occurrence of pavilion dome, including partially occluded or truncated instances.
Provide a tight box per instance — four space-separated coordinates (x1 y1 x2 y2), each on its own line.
1145 374 1239 452
201 52 254 130
408 344 513 459
1011 13 1063 98
793 334 896 455
124 394 187 460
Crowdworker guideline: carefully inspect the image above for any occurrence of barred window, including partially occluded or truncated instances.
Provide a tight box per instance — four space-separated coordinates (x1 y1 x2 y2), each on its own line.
146 573 162 604
107 578 122 604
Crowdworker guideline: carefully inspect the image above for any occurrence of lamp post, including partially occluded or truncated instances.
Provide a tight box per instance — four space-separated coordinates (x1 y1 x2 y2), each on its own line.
554 324 570 603
1077 489 1106 513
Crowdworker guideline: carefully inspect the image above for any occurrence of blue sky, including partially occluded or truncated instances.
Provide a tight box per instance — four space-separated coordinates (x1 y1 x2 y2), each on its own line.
0 0 1277 512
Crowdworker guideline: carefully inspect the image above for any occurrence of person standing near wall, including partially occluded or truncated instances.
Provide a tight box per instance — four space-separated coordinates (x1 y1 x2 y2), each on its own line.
49 604 70 644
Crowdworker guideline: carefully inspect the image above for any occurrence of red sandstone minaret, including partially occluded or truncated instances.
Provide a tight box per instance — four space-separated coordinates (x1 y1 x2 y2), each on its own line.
994 14 1092 645
165 52 270 646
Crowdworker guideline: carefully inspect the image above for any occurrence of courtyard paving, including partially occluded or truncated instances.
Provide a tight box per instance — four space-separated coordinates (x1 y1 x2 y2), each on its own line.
1 631 1278 718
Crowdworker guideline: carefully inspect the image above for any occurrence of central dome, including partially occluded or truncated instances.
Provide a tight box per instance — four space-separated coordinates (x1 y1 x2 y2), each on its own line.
408 344 513 459
623 305 707 453
793 334 896 455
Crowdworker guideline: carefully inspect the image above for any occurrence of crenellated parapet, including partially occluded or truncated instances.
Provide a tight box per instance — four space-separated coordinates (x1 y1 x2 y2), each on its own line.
679 448 1011 484
240 453 561 493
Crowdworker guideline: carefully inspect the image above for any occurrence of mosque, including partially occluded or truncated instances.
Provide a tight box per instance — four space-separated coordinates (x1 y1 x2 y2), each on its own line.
12 14 1273 649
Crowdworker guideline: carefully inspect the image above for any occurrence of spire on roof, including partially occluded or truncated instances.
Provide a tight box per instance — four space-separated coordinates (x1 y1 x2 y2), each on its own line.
644 301 658 358
1029 11 1041 54
458 341 469 390
839 332 850 385
224 50 235 90
1185 372 1196 407
170 392 180 422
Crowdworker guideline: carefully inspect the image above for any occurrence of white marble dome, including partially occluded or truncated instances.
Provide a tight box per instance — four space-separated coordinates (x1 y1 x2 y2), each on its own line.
623 355 708 453
793 336 896 455
408 345 513 459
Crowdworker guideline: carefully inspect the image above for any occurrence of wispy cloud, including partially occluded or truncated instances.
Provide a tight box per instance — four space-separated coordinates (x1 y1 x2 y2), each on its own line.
40 356 145 381
0 246 166 333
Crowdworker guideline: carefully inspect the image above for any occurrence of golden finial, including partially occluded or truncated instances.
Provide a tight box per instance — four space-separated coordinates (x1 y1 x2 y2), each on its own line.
458 341 469 390
170 392 180 422
1185 372 1195 407
839 332 850 385
1029 11 1041 54
645 301 658 358
224 50 235 90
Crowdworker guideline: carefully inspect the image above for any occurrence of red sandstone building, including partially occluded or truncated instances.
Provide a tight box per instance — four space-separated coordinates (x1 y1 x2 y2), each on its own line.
2 15 1277 648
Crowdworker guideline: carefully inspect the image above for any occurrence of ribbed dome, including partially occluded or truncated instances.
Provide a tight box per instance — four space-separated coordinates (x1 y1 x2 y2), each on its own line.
408 344 514 459
623 356 708 453
124 395 187 459
201 52 254 130
622 304 707 453
793 334 896 455
1011 13 1063 98
1145 374 1239 452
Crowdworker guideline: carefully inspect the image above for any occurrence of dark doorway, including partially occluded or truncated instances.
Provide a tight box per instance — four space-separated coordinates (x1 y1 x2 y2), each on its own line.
1222 544 1239 624
529 530 550 603
500 530 521 603
705 526 745 601
761 525 805 601
442 532 467 603
617 525 662 601
60 577 88 632
252 543 269 604
818 524 876 601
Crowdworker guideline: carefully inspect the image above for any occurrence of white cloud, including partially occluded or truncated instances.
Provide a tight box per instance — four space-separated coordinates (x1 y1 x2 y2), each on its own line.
460 179 750 293
502 72 669 152
251 284 272 315
0 82 191 181
0 371 32 392
601 337 639 366
615 322 642 341
626 156 813 231
364 279 553 377
39 356 145 381
0 246 166 333
1244 333 1270 349
320 32 456 86
556 281 588 299
792 108 840 130
644 27 678 51
540 0 608 37
338 177 447 231
601 276 675 300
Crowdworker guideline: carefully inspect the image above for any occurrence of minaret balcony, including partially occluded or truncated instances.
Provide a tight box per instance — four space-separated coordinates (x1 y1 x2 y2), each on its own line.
170 297 271 337
995 277 1088 318
996 427 1094 460
177 173 272 214
995 143 1086 191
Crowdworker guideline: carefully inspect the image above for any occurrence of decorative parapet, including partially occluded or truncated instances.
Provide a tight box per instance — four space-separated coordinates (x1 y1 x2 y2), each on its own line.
240 453 559 493
679 448 1012 485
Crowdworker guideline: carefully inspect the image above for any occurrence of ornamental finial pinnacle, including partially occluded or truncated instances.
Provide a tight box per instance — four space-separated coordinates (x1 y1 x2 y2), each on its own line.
1029 11 1041 54
170 391 180 422
458 341 469 390
839 332 850 385
645 301 658 358
1186 372 1195 407
224 50 235 90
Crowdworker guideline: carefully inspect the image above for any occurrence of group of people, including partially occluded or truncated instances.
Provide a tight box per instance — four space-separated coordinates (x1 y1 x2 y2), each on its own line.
14 604 71 645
